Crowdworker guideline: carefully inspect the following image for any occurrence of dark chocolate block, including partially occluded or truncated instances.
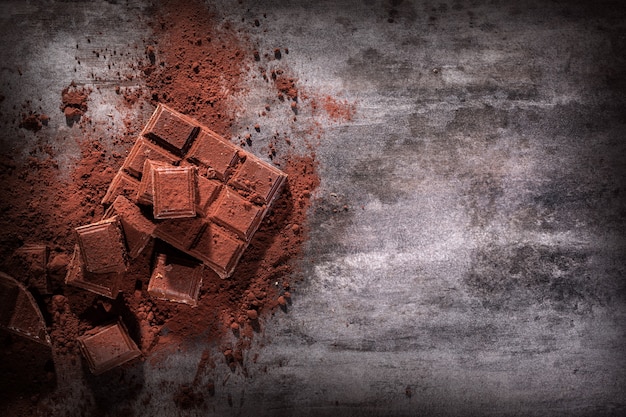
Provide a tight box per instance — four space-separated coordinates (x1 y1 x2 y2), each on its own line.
0 272 50 345
153 216 206 252
77 321 141 375
75 216 127 274
185 129 239 180
65 245 123 299
121 137 179 178
147 253 203 306
142 104 200 155
229 156 287 204
101 171 141 206
210 188 263 240
196 175 222 216
14 244 50 294
103 196 156 259
189 222 243 279
136 159 169 206
152 166 196 219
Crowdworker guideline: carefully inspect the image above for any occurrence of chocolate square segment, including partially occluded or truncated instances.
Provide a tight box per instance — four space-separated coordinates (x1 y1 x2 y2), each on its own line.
0 272 50 345
65 245 123 299
229 157 287 204
186 130 239 180
136 160 169 206
77 321 141 375
153 216 205 252
14 244 50 294
147 253 203 306
152 166 197 219
75 216 127 274
103 196 156 259
101 171 140 206
189 222 243 279
143 104 200 155
121 137 179 178
196 176 222 216
210 188 263 240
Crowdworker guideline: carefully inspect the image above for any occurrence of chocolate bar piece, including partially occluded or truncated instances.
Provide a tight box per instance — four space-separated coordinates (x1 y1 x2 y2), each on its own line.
185 130 239 180
121 137 179 178
229 156 287 205
14 244 50 294
103 196 156 259
147 253 203 306
189 222 243 279
153 216 206 252
142 104 199 155
196 175 222 216
101 171 140 206
0 272 50 345
210 188 263 240
136 159 169 206
75 216 127 274
77 321 141 375
65 245 123 299
152 166 196 219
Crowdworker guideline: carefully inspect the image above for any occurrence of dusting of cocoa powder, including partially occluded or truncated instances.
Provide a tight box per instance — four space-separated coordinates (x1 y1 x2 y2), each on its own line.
143 0 248 137
1 0 325 414
19 113 49 132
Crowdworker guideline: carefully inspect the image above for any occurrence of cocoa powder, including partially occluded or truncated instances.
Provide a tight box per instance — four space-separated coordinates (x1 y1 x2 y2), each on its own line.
1 0 324 414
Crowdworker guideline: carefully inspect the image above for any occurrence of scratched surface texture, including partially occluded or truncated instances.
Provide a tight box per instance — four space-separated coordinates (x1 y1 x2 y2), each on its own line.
1 0 625 416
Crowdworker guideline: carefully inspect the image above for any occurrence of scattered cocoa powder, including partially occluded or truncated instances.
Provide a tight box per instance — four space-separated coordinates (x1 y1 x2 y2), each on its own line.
322 95 356 122
19 113 49 132
274 75 298 101
1 0 325 414
143 0 248 138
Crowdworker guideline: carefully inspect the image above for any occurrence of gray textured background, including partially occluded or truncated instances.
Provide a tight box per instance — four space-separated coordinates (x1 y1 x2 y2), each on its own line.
1 0 625 416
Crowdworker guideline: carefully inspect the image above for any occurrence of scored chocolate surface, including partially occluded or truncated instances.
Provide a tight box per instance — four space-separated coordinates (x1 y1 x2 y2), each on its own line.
101 171 140 206
185 129 239 180
65 244 124 299
82 103 287 285
75 216 127 274
142 104 200 155
147 253 203 306
152 166 196 219
136 160 169 206
121 137 179 178
103 195 155 259
77 321 141 375
210 187 263 240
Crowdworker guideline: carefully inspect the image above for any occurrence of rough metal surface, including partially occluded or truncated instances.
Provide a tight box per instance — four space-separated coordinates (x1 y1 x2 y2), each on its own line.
1 0 625 416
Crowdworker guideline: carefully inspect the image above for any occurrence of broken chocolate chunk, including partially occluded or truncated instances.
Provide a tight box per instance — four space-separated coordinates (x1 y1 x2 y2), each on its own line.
136 159 169 206
65 245 124 299
77 320 141 375
152 166 196 219
147 253 203 306
0 272 51 345
75 216 127 274
103 195 156 259
142 104 200 155
14 244 50 294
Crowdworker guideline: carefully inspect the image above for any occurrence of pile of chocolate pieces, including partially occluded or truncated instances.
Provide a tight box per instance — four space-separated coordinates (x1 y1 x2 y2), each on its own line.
65 104 287 374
